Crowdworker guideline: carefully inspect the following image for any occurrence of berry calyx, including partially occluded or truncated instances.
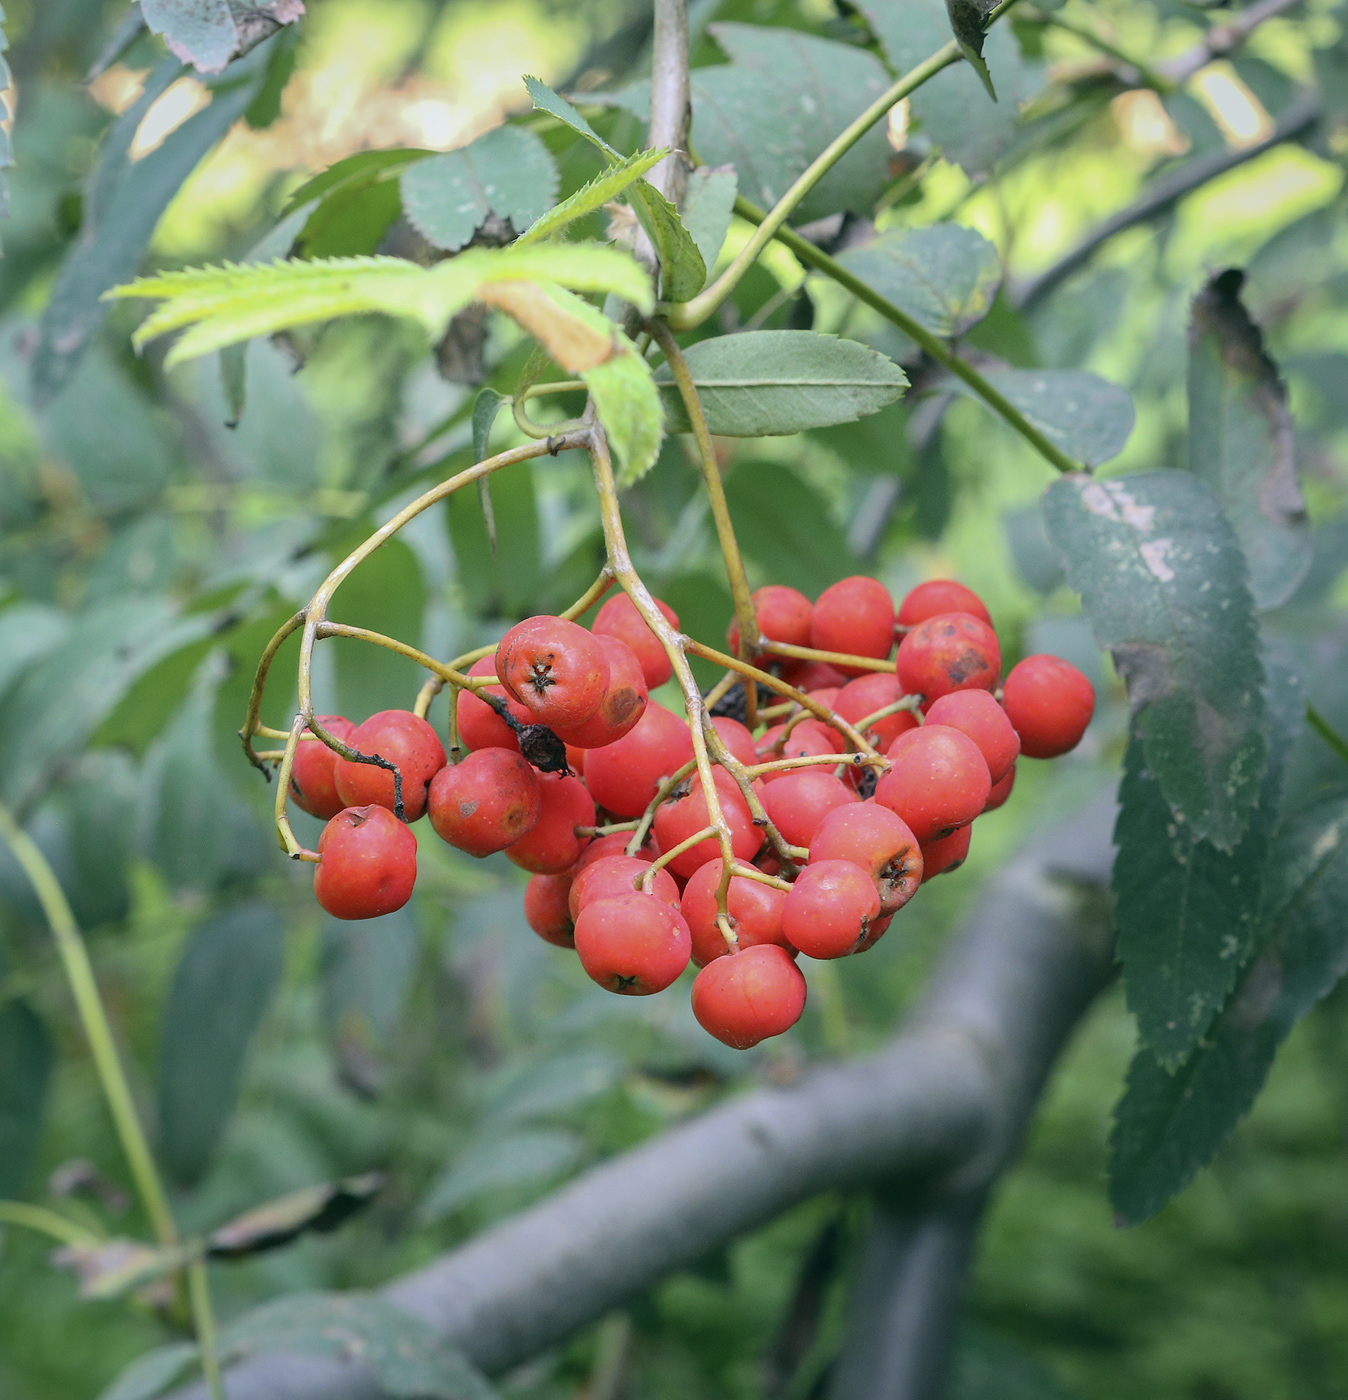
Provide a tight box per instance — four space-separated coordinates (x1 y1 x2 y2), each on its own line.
651 770 762 878
505 771 594 874
288 715 356 820
314 806 417 920
680 859 791 966
584 702 694 818
333 710 447 822
808 802 923 913
809 576 896 674
593 592 679 689
897 579 991 628
875 725 991 842
782 860 881 959
496 615 610 729
760 769 858 848
574 892 692 994
1001 654 1095 758
569 855 679 918
524 872 576 948
896 612 1001 704
691 944 806 1048
727 584 813 656
923 689 1020 784
427 748 541 857
920 825 972 881
552 632 648 749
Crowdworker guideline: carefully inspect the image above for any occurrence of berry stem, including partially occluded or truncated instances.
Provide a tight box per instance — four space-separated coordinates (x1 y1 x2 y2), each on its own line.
701 717 799 873
730 862 793 893
762 640 896 674
625 760 699 857
640 825 718 890
314 622 492 690
853 696 925 732
0 1200 103 1248
746 752 887 778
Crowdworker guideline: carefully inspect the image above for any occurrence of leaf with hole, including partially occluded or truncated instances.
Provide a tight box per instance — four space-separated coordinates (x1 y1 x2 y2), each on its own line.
1044 470 1267 850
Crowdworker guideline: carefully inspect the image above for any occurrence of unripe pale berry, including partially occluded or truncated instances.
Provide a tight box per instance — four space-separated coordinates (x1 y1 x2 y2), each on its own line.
569 855 680 919
897 579 991 628
920 825 971 881
505 771 594 874
496 615 610 729
524 872 576 947
584 702 694 818
289 715 356 820
924 689 1020 784
896 612 1001 704
574 892 691 994
652 770 762 878
727 584 813 655
782 860 881 959
809 576 895 674
593 592 678 689
427 747 541 857
314 806 417 920
761 769 857 848
691 944 806 1048
1001 654 1095 758
456 656 532 754
875 725 990 842
809 802 923 913
334 710 447 822
552 632 648 749
680 858 791 966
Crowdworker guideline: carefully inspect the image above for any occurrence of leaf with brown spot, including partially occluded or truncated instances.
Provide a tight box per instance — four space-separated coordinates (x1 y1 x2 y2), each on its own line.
206 1172 384 1259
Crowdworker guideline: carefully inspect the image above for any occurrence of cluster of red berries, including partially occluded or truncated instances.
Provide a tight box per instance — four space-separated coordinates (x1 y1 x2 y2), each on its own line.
288 577 1094 1051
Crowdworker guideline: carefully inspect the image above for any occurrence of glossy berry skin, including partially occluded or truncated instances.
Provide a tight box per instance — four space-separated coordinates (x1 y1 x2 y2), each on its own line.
427 748 541 857
809 576 895 675
575 832 654 870
505 771 594 874
314 806 417 920
808 802 923 914
524 872 576 948
727 584 813 656
574 892 692 994
782 860 881 959
875 725 990 842
570 855 680 919
920 825 971 882
984 764 1016 812
710 715 758 767
593 592 679 689
496 616 610 730
457 656 533 754
833 674 918 752
924 689 1020 784
652 771 762 878
584 703 695 818
756 721 843 782
897 579 991 628
680 859 791 966
1001 654 1095 758
334 710 447 823
761 769 857 848
896 612 1001 704
552 634 648 749
692 944 807 1049
289 715 357 820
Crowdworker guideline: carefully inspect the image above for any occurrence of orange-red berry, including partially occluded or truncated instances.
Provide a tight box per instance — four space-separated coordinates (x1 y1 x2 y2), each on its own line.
289 715 356 820
782 860 881 959
691 944 806 1048
574 892 691 994
524 872 577 947
570 855 679 918
896 612 1000 704
680 858 791 966
761 769 858 848
923 689 1020 784
808 802 923 914
552 633 648 749
984 764 1016 812
809 576 895 675
652 770 762 878
457 656 533 754
832 674 918 752
727 584 813 656
496 615 610 729
875 725 990 842
314 806 417 920
1000 654 1095 758
920 825 972 881
334 710 447 822
593 592 679 689
427 748 541 857
897 579 991 628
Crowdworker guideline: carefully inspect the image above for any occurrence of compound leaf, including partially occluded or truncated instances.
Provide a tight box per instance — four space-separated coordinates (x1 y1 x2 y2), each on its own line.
515 148 666 248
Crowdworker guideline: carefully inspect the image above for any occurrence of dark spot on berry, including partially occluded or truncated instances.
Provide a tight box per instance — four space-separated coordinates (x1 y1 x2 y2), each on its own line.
519 725 570 773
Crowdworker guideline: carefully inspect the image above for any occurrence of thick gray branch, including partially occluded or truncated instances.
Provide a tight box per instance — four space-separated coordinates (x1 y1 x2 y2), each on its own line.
1159 0 1307 85
178 789 1117 1399
646 0 691 206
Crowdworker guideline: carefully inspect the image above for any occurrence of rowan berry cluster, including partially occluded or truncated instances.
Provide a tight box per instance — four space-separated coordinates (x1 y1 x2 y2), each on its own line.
291 578 1094 1051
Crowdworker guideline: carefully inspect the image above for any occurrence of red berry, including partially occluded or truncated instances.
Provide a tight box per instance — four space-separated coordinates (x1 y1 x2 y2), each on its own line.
727 584 813 655
552 633 648 749
593 592 679 689
570 855 680 918
923 690 1020 784
496 615 610 729
314 806 417 919
761 769 857 848
584 702 694 818
524 872 576 947
691 944 806 1048
566 745 586 775
779 660 848 691
574 892 691 994
808 802 923 913
782 860 881 959
652 770 762 878
680 858 791 966
505 771 594 874
984 765 1016 812
897 579 991 628
427 748 541 857
575 832 654 870
809 576 895 675
334 710 447 822
1001 655 1095 758
875 725 990 841
920 825 971 881
832 674 918 752
710 715 757 767
457 656 532 754
289 715 357 820
755 720 842 781
896 612 1001 704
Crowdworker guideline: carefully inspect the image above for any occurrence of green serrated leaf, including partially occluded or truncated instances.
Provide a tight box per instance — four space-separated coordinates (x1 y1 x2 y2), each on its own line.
588 347 665 487
1110 793 1348 1224
681 165 738 273
0 999 51 1198
401 126 559 252
1187 269 1309 609
523 75 616 156
158 900 285 1185
1113 660 1301 1067
836 223 1002 341
630 180 706 301
945 0 999 100
515 147 667 248
655 330 907 437
953 369 1134 467
1043 471 1267 850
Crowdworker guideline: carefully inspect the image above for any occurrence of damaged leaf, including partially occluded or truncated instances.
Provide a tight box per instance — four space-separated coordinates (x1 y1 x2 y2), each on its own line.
142 0 304 74
945 0 999 100
207 1173 384 1258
